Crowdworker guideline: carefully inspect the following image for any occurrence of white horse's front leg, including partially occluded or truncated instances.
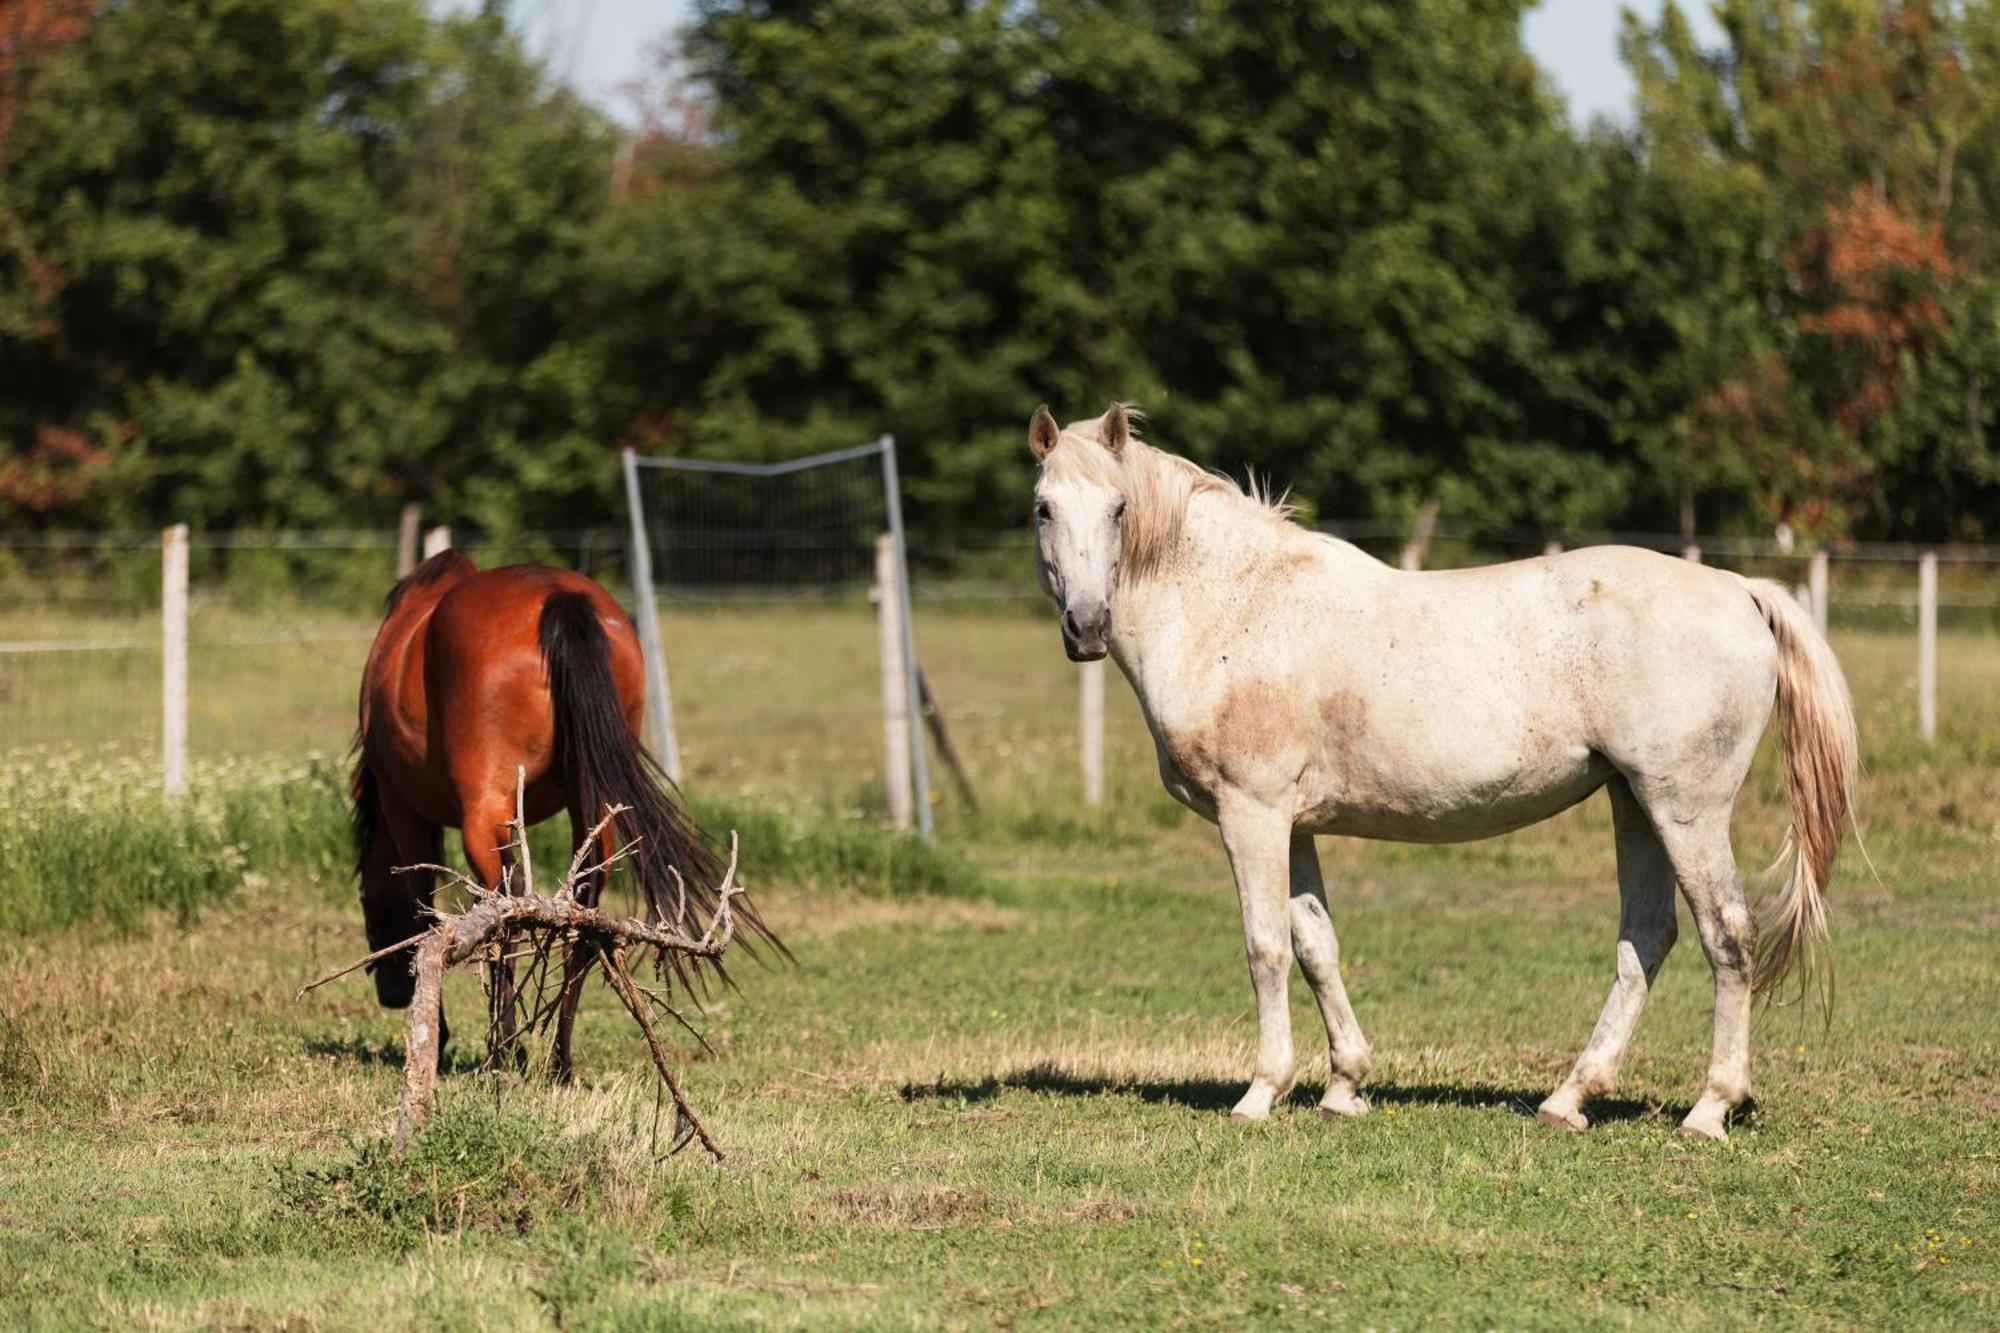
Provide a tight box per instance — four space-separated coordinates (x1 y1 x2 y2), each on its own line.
1217 799 1297 1121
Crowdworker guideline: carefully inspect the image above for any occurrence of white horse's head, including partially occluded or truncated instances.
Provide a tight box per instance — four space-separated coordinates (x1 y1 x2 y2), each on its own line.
1029 402 1133 661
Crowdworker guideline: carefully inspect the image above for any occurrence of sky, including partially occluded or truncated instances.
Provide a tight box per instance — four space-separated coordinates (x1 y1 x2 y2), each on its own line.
1523 0 1724 124
448 0 1726 129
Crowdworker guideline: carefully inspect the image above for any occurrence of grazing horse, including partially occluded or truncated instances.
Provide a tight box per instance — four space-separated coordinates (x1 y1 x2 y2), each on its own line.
1027 403 1857 1141
353 551 769 1073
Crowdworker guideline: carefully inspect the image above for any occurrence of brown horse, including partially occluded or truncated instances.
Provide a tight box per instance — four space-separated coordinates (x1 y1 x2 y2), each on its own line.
352 549 771 1074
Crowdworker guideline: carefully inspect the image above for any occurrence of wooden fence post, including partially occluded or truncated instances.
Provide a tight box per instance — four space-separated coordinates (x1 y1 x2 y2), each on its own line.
875 534 914 830
1808 550 1829 631
916 668 978 812
1398 496 1440 572
1918 551 1937 744
1816 548 1832 632
1080 657 1105 807
162 524 188 795
423 525 451 560
396 504 422 577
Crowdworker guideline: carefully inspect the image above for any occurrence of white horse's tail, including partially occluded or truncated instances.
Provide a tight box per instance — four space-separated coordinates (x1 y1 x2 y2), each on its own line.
1740 579 1859 1012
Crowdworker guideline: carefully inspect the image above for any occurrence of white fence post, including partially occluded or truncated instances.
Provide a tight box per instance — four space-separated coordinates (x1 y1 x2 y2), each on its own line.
620 448 681 782
1918 551 1937 744
1682 543 1701 563
1080 657 1105 806
875 533 915 830
1808 549 1829 631
422 525 451 560
878 435 933 836
162 524 188 795
397 504 422 577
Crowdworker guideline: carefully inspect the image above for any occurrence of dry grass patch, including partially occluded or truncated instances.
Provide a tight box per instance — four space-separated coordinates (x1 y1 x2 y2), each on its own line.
761 889 1024 940
821 1182 1002 1229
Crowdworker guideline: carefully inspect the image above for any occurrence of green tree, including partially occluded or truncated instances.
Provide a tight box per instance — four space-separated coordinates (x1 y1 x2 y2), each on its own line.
604 0 1627 538
1078 0 1630 534
0 0 613 532
590 0 1120 529
1612 0 2000 541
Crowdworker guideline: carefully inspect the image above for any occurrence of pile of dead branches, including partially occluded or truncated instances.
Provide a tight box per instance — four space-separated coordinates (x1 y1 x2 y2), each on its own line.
301 773 744 1161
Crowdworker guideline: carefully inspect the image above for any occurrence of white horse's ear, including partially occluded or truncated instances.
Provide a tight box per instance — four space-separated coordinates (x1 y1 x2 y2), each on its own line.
1099 402 1130 455
1029 403 1060 459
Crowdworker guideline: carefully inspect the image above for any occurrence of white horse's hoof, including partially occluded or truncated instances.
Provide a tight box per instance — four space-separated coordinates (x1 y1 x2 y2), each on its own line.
1228 1099 1271 1123
1229 1082 1285 1121
1678 1094 1736 1141
1535 1102 1589 1133
1318 1088 1369 1118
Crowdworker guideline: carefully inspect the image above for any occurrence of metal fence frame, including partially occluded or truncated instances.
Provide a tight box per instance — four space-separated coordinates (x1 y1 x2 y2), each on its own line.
621 437 935 836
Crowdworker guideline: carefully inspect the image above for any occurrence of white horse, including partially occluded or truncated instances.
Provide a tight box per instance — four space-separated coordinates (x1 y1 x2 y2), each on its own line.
1028 403 1857 1140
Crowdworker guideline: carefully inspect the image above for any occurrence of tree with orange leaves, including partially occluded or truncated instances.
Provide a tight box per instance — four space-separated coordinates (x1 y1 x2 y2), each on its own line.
1614 0 1999 541
0 0 92 146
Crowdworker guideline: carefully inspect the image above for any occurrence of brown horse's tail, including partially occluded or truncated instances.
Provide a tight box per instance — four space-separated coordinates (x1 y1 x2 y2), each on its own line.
1740 579 1860 1015
538 592 783 978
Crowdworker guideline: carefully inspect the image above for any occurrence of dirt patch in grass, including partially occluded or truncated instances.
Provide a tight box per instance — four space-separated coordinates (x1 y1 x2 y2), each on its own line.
1063 1194 1140 1223
819 1182 1002 1229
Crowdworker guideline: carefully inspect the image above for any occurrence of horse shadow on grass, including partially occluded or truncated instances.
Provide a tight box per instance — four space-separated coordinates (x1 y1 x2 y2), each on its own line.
899 1063 1688 1126
302 1033 486 1077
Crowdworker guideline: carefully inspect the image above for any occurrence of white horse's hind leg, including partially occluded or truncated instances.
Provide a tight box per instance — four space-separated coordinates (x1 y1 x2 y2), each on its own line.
1538 777 1677 1131
1217 800 1298 1121
1288 835 1371 1116
1658 815 1756 1141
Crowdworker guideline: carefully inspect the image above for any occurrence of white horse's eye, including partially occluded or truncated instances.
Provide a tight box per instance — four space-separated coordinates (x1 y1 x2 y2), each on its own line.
1034 501 1052 523
1113 498 1128 521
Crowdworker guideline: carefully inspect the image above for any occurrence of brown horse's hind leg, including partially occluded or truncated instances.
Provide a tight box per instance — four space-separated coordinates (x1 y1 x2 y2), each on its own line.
551 943 599 1084
552 805 618 1083
460 795 525 1071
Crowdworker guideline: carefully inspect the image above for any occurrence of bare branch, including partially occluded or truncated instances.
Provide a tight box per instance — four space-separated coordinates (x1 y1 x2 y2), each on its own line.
306 774 748 1162
561 803 635 902
294 928 434 999
513 765 532 891
602 944 725 1161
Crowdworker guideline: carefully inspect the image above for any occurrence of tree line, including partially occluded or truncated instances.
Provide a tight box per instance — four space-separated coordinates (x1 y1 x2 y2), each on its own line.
2 0 1996 544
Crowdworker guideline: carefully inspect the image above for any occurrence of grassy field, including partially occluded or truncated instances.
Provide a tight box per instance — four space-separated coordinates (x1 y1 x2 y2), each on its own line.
1 602 1996 1328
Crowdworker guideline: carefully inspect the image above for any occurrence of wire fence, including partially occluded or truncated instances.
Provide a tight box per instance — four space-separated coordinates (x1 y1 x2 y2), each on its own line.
3 524 1995 786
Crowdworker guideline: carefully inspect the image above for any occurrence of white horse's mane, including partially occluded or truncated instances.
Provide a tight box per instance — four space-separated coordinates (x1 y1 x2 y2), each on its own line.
1042 414 1299 583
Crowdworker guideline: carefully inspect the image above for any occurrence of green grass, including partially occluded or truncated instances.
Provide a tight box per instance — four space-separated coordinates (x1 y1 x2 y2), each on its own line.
1 606 1996 1327
0 753 351 934
0 754 983 938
